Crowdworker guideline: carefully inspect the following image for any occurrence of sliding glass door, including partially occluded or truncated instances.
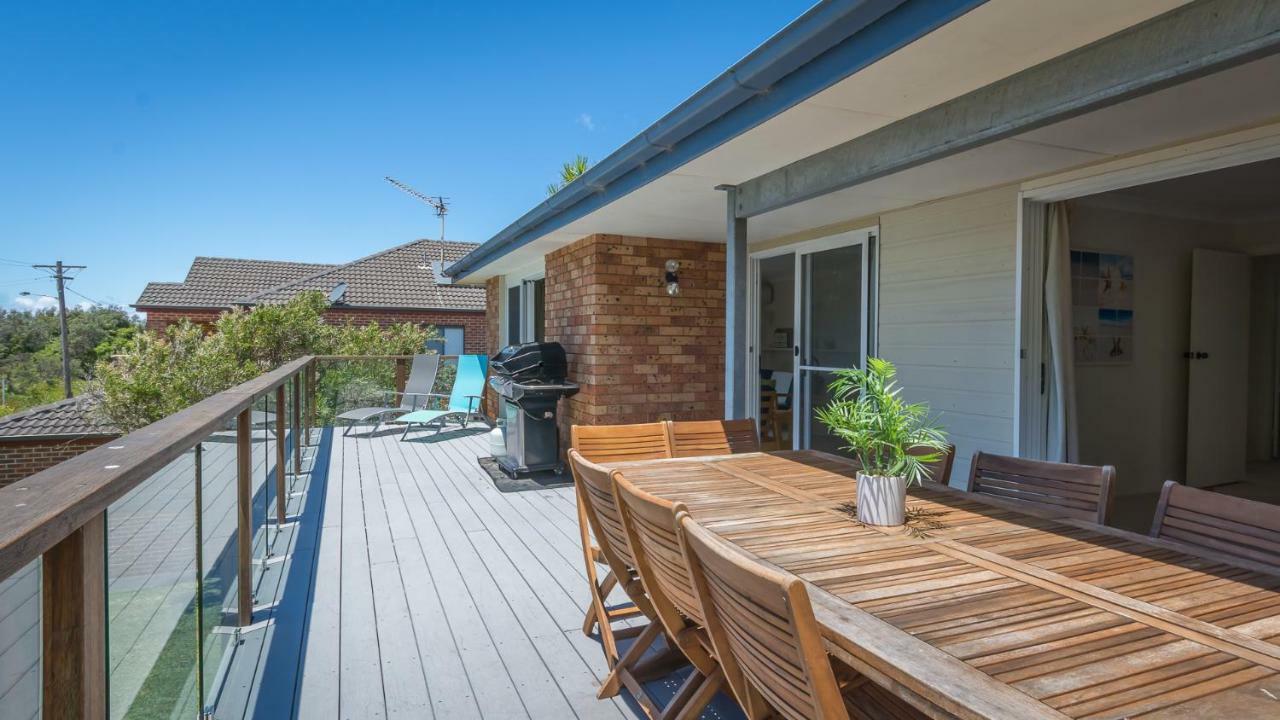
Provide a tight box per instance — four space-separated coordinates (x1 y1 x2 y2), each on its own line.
752 229 873 452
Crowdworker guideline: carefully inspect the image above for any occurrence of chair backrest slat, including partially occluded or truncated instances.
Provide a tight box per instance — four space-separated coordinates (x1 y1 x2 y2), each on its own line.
1150 481 1280 571
400 354 441 410
614 473 703 625
679 516 847 720
667 419 760 458
967 451 1116 524
568 450 639 571
571 422 672 464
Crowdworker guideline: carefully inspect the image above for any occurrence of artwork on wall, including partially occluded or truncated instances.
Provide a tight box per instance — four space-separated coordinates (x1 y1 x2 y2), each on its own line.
1072 250 1134 365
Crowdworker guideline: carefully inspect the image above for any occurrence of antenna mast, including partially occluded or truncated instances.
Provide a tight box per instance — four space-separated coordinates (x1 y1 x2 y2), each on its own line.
385 176 448 245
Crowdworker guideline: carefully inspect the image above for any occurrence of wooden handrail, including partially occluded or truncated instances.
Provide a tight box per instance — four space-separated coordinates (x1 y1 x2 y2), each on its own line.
0 355 313 583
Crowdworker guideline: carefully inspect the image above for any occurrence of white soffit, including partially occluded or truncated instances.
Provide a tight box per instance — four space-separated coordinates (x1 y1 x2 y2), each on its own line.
471 0 1190 279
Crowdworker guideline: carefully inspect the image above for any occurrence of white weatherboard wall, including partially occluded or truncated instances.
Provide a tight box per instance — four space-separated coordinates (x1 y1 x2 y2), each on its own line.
877 185 1019 486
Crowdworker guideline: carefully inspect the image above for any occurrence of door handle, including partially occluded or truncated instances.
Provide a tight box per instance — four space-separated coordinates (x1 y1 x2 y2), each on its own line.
793 346 799 358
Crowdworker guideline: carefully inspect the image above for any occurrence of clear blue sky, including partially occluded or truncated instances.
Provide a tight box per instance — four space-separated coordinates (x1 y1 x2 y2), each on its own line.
0 1 809 313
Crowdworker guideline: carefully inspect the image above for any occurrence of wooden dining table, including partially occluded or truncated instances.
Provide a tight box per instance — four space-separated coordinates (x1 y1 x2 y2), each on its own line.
608 449 1280 719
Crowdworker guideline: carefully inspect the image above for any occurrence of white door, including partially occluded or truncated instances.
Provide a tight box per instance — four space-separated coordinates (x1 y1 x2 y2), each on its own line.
1186 248 1251 487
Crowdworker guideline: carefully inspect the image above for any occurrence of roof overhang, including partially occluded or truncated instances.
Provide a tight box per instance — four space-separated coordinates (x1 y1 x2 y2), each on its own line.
449 0 1211 282
447 0 986 281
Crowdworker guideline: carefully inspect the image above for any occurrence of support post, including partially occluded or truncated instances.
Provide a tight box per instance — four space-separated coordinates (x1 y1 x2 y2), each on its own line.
43 511 107 720
394 358 408 401
236 407 253 625
292 373 302 473
718 185 748 419
274 385 287 524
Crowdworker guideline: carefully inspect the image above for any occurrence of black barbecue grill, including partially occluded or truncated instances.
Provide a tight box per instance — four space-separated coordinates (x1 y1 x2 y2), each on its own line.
490 342 579 476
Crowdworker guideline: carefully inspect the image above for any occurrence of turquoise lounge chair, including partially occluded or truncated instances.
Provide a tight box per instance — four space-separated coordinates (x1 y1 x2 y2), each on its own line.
395 354 488 439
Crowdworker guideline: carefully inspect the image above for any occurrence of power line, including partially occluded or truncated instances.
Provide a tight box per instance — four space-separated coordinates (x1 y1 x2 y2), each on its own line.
66 286 110 307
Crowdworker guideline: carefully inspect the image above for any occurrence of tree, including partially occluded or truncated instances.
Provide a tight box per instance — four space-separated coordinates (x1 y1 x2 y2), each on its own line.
0 305 138 415
92 291 434 430
546 155 590 196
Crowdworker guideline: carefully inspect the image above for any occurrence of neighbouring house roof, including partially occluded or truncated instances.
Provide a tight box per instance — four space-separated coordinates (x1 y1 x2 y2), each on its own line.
242 239 486 311
135 239 485 312
0 396 119 441
136 257 337 308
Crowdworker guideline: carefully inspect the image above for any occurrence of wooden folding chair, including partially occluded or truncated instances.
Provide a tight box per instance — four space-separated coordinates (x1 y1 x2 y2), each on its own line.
570 450 677 710
1150 480 1280 571
666 419 761 458
967 451 1117 525
614 471 728 719
678 514 925 719
569 423 673 649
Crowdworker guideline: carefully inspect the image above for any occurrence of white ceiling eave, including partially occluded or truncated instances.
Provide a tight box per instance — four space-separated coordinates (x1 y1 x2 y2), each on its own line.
462 0 1192 281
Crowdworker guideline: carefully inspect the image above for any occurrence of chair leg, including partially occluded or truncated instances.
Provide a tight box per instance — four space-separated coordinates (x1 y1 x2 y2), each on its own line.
582 570 619 636
671 668 725 720
401 423 413 441
597 622 660 699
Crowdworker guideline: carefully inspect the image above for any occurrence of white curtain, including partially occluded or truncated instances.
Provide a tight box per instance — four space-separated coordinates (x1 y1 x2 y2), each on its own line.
1045 202 1079 463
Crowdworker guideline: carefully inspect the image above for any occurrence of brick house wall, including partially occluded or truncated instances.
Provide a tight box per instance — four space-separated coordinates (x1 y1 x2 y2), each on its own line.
139 307 223 332
540 234 726 436
141 306 487 354
0 437 116 489
485 277 502 354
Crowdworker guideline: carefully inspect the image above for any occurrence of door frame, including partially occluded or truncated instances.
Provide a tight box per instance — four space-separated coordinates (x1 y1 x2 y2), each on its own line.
747 226 877 446
1014 121 1280 457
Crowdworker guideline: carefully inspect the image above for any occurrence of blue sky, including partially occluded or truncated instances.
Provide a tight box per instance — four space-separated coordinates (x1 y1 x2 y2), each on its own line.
0 1 809 313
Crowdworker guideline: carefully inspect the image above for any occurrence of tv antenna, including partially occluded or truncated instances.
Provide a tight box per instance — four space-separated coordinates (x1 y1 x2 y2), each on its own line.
385 176 448 241
384 176 454 284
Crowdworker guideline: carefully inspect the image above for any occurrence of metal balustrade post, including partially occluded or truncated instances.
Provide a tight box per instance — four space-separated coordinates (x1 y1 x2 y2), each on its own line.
236 407 253 625
42 511 107 720
275 385 287 525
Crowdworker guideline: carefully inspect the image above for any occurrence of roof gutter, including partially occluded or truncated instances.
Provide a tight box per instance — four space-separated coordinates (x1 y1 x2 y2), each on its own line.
447 0 987 281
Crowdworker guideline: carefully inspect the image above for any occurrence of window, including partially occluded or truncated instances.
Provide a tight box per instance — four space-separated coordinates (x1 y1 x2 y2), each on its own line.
426 326 465 356
505 276 545 346
507 286 522 346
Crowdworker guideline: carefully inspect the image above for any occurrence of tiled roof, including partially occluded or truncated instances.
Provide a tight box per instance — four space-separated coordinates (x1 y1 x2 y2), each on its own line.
242 239 486 311
0 396 119 440
135 257 336 308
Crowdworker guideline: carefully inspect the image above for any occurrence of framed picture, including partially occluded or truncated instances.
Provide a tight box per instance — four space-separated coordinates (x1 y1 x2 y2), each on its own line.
771 328 793 349
1071 249 1134 365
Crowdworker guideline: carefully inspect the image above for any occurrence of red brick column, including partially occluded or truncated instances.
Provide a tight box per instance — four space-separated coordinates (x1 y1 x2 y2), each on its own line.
545 234 725 438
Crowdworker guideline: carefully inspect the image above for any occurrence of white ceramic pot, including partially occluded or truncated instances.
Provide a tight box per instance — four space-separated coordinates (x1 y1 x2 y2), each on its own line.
856 473 907 526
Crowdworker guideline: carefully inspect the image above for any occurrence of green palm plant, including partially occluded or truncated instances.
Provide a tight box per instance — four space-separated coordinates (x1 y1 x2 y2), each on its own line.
816 357 948 485
546 154 590 196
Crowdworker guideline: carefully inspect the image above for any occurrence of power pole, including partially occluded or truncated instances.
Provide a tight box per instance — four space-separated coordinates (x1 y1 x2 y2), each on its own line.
33 260 86 399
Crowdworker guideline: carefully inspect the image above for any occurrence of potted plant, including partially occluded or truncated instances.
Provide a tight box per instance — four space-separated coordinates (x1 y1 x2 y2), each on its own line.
816 357 948 526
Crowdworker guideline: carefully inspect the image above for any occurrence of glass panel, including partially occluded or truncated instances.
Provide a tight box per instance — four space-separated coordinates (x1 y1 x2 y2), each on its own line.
0 558 41 720
801 243 862 370
800 369 845 454
507 286 522 345
757 253 796 449
107 449 199 719
198 426 240 716
255 395 271 565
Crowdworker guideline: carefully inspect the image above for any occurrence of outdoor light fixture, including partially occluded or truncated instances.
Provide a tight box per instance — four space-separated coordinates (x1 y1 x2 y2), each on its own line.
665 259 681 296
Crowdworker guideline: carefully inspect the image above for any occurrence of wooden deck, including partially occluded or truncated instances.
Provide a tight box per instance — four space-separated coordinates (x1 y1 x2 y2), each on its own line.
219 425 743 720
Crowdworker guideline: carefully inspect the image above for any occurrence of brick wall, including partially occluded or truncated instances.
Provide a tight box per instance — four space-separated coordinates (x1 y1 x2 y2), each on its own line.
139 307 223 332
0 436 116 488
484 277 502 355
545 234 725 435
321 308 488 353
140 306 487 353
